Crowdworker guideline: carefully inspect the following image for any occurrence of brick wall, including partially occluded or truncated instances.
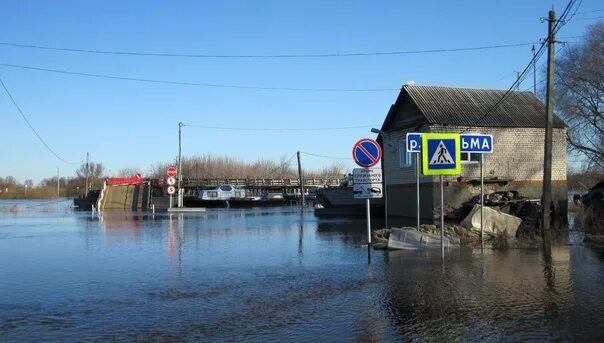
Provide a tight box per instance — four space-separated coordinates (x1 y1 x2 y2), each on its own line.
383 125 567 185
382 125 568 221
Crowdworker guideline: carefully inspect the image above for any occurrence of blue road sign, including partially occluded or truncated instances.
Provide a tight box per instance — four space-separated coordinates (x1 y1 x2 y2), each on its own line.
460 134 493 153
406 133 422 153
421 133 461 175
352 138 382 168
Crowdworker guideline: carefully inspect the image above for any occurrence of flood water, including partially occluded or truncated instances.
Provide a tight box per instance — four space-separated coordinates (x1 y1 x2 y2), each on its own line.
1 200 604 342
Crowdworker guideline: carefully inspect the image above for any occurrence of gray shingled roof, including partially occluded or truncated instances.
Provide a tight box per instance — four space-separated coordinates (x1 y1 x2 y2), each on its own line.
385 85 566 129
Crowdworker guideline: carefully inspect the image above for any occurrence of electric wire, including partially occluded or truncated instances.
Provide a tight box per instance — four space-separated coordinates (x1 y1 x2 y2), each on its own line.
0 63 397 92
301 152 350 160
0 77 80 164
462 0 579 132
0 41 538 59
568 16 604 22
182 123 374 131
573 8 604 15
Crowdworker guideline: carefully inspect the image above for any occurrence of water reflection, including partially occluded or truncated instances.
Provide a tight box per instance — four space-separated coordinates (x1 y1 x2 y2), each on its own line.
382 246 580 341
1 206 604 341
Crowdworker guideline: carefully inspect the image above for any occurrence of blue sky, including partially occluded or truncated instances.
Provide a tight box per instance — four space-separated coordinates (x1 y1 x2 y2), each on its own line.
0 0 600 182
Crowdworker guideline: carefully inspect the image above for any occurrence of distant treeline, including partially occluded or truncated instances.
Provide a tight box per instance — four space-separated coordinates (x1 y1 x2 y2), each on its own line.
0 154 345 199
147 154 345 180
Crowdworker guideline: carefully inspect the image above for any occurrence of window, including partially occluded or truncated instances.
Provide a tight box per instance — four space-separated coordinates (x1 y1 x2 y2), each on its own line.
399 140 412 168
207 191 218 198
461 152 480 164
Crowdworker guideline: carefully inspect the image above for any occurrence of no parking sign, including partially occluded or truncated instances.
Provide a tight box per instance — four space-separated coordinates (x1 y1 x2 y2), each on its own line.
352 138 382 168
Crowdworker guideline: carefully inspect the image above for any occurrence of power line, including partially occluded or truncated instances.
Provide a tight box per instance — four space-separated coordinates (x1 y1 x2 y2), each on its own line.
462 0 579 132
0 41 538 59
568 15 604 21
0 77 80 164
0 62 397 92
573 8 604 15
183 123 374 131
301 152 349 160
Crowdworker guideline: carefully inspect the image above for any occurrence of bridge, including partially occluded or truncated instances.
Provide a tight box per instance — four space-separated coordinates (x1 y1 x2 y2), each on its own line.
181 177 343 196
181 177 341 188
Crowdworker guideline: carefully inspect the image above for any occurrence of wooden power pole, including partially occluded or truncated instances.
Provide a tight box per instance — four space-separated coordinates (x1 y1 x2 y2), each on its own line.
296 151 305 207
542 10 556 239
85 152 89 197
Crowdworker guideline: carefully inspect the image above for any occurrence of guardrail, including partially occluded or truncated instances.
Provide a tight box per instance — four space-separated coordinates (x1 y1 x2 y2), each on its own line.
181 178 342 187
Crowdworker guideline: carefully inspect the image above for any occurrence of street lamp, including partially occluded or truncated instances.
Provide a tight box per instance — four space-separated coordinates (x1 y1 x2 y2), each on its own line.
371 128 389 229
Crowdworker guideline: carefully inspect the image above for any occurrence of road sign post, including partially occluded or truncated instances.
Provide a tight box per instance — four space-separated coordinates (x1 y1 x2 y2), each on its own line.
407 133 422 231
461 134 494 244
167 167 177 209
352 138 382 259
422 133 461 259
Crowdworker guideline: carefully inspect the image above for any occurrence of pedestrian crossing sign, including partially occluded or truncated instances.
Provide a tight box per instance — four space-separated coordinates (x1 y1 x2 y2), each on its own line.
421 133 461 175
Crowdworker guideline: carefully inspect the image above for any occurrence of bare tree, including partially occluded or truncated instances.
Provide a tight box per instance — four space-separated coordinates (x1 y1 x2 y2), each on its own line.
76 161 105 179
74 161 105 190
116 168 140 177
555 21 604 172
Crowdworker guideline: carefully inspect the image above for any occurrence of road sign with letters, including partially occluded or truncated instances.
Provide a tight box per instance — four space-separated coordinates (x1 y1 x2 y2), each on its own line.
406 133 422 153
461 134 493 153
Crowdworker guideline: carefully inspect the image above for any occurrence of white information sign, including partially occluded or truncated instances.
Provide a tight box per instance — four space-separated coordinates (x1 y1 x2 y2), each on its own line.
353 168 383 199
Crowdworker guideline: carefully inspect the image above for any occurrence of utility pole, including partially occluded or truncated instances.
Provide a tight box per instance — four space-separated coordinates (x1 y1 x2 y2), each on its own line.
178 122 184 207
515 71 521 90
57 167 60 199
532 45 537 94
296 151 305 207
542 10 556 242
85 152 89 197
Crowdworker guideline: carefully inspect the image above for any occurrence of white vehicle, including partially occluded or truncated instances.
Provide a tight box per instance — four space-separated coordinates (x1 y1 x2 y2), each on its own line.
198 185 248 200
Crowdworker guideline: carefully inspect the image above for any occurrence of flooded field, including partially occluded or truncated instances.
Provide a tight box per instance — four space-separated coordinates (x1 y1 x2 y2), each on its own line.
1 200 604 342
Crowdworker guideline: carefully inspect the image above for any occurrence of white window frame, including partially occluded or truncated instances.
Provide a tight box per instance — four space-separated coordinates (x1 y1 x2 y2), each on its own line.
399 140 413 168
461 152 480 164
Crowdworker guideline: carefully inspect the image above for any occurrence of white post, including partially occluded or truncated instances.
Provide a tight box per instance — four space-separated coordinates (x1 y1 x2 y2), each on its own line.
480 154 484 244
416 152 420 231
169 195 173 209
177 122 184 208
440 175 445 259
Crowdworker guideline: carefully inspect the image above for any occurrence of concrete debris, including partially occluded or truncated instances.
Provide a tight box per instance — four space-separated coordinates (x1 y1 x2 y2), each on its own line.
387 228 460 250
461 204 522 237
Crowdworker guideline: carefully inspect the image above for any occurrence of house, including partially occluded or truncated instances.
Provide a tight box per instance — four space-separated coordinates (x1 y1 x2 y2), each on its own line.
378 84 567 224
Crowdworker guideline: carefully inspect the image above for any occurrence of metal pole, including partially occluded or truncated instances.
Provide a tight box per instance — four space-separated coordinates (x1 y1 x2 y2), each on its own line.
480 154 484 243
440 175 444 259
169 195 173 209
366 198 371 253
542 10 556 242
57 167 60 199
416 152 420 231
383 159 388 229
178 122 184 208
296 151 305 207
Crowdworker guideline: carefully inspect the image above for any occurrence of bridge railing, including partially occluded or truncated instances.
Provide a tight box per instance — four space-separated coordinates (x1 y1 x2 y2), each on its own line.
181 177 342 188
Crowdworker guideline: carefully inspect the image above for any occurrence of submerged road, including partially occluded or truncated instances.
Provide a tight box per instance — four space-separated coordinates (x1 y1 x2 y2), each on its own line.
0 203 603 342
